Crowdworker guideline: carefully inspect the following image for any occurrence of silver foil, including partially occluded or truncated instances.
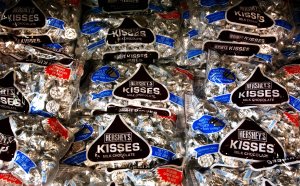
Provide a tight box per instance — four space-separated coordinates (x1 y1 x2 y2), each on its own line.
180 0 294 66
0 115 74 185
76 12 181 62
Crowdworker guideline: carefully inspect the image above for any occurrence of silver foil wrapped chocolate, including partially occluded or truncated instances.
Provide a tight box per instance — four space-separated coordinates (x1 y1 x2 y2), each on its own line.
0 0 80 43
0 52 83 120
62 114 184 171
79 62 193 117
180 0 294 66
0 115 74 185
76 11 182 62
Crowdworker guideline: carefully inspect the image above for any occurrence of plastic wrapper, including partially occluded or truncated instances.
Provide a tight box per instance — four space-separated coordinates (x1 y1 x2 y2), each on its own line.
0 115 74 185
82 0 179 13
75 11 182 62
204 50 287 103
185 96 300 185
179 0 294 66
0 52 83 120
52 161 184 186
62 113 184 171
50 165 110 186
0 0 80 43
78 62 193 117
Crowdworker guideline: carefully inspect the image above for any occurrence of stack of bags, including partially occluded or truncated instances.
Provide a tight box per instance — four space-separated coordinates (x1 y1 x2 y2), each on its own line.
185 0 300 185
0 0 299 185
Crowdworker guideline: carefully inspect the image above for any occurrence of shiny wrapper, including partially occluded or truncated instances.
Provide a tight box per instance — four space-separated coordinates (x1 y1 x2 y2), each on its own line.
75 11 182 62
62 113 184 176
83 0 179 12
0 115 74 185
180 0 294 66
0 52 83 120
50 165 110 186
204 50 267 100
79 62 193 116
186 95 300 185
0 0 80 43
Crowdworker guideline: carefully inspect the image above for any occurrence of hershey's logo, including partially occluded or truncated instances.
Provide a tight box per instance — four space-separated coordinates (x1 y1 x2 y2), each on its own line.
104 133 132 143
111 29 146 38
0 72 29 112
226 0 274 28
0 0 46 29
238 129 267 142
234 6 265 23
113 65 169 102
231 67 288 107
107 18 154 45
97 143 140 153
219 118 285 161
87 115 151 163
122 80 160 95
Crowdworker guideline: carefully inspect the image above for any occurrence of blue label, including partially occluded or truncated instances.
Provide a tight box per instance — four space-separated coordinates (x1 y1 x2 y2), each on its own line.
169 93 184 107
206 11 225 23
156 35 175 48
192 115 226 134
255 53 272 63
30 106 53 118
148 3 163 12
62 151 87 165
289 95 300 112
194 144 219 158
281 49 296 57
47 17 65 30
294 34 300 43
87 38 106 51
187 49 204 59
151 146 175 161
275 20 293 31
200 0 228 7
43 43 63 51
14 151 37 174
91 66 120 83
188 29 199 39
213 94 231 103
91 90 113 100
208 68 236 84
82 21 103 35
74 124 94 142
182 10 190 19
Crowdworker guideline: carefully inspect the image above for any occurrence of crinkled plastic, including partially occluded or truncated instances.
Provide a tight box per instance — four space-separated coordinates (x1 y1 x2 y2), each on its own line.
0 115 74 185
180 0 294 66
62 113 184 172
79 62 193 117
75 11 182 62
0 0 80 43
0 52 83 120
186 95 300 185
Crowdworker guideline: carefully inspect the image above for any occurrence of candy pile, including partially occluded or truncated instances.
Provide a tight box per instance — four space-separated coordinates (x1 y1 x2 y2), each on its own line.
0 0 299 185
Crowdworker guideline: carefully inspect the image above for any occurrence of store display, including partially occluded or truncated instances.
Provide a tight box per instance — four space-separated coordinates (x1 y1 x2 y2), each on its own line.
0 0 298 185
